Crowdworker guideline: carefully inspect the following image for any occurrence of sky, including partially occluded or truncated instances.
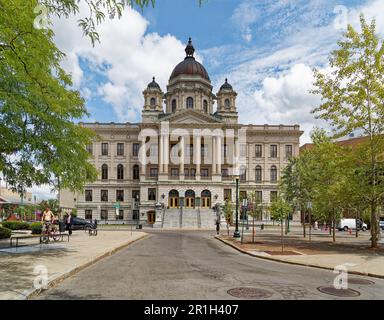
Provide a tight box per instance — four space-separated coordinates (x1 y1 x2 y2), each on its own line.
29 0 384 200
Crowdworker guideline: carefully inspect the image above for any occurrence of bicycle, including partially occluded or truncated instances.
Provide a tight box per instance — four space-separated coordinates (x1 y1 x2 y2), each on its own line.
41 221 61 244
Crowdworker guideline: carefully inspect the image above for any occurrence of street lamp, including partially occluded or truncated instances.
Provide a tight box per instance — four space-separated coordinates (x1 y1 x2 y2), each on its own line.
233 175 240 238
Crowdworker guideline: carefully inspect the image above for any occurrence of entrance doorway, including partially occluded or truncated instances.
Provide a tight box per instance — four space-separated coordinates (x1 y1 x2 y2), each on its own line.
201 190 211 208
147 211 156 224
169 189 179 208
185 189 195 208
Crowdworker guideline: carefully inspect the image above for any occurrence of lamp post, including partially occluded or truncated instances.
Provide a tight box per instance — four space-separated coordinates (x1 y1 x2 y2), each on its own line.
234 176 240 238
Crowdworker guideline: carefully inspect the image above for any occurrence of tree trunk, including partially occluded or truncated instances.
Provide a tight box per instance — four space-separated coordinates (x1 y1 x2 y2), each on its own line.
252 216 255 243
302 207 306 238
332 212 336 243
371 202 378 248
281 219 284 252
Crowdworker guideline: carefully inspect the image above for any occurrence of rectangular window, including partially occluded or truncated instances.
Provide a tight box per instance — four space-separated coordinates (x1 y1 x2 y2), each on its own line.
101 190 108 202
85 210 92 220
85 190 92 202
101 143 108 156
150 167 158 177
132 210 139 220
285 145 293 158
186 144 193 157
270 191 278 202
117 210 124 220
201 168 209 177
240 144 247 157
184 168 189 176
270 145 278 158
201 144 208 157
132 190 140 202
221 168 229 177
150 144 158 156
116 190 124 202
132 143 140 157
223 144 228 157
224 189 232 201
86 144 93 155
190 168 196 177
148 188 156 201
101 210 108 220
117 143 124 156
256 191 262 203
171 168 179 177
255 144 262 158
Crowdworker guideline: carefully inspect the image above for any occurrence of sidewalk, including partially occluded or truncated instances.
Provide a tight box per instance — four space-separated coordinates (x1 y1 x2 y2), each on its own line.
216 230 384 279
0 230 147 300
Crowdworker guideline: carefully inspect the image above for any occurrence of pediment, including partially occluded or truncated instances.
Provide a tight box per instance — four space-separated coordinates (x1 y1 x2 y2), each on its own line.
160 109 222 124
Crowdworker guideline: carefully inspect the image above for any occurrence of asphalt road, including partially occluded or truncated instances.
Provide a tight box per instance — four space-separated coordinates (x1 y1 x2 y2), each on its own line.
35 230 384 300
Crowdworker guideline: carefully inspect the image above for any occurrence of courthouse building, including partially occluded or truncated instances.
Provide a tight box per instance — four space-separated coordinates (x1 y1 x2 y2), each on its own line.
60 39 303 228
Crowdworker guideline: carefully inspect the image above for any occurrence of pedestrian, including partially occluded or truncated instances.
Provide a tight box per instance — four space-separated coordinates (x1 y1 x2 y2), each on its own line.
216 217 220 235
66 211 73 235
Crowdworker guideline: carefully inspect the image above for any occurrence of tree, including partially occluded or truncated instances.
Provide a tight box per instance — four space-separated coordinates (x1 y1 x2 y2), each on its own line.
1 1 98 193
222 199 233 236
312 15 384 248
269 196 291 252
247 191 263 243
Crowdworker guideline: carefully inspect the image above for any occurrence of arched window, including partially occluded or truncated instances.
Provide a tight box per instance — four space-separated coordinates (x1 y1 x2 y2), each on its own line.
101 164 108 180
255 165 262 182
172 99 177 112
270 165 277 183
150 97 156 107
186 97 194 109
117 164 124 180
201 190 211 208
133 165 139 180
203 100 208 113
224 99 230 109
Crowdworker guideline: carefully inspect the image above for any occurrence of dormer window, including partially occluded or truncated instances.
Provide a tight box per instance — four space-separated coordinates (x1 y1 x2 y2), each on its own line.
150 97 156 107
203 100 208 113
186 97 194 109
224 99 230 109
172 99 177 112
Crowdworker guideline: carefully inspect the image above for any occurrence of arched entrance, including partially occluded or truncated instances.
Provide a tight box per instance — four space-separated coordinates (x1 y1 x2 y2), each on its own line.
169 189 179 208
201 190 211 208
147 211 156 224
185 190 195 208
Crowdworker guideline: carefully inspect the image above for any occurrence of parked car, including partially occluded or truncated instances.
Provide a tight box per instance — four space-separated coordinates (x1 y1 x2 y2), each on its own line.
380 219 384 231
70 217 97 231
337 218 367 232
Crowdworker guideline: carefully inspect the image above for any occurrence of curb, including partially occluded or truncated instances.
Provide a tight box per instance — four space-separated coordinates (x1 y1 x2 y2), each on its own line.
22 233 149 300
215 236 384 280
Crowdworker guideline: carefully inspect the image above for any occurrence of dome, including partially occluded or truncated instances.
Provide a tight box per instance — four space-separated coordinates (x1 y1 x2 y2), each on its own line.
169 38 210 81
147 77 161 90
219 78 233 91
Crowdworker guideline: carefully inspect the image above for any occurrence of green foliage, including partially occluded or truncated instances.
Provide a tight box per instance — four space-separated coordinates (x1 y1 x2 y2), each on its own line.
29 222 42 235
0 226 12 239
0 0 98 193
39 199 59 214
222 199 233 225
269 196 291 222
71 208 77 217
311 15 384 247
247 191 263 220
1 221 30 230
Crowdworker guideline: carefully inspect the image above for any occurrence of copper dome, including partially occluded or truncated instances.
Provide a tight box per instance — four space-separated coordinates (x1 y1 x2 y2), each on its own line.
169 38 210 81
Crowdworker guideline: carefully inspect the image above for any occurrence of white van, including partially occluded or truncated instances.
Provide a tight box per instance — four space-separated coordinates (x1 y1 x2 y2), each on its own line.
337 218 367 232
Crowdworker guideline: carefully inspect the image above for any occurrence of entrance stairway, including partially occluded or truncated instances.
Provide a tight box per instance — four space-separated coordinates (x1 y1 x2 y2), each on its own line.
162 208 216 229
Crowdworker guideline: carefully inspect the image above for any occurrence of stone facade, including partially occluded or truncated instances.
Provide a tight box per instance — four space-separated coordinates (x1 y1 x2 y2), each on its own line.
60 39 303 226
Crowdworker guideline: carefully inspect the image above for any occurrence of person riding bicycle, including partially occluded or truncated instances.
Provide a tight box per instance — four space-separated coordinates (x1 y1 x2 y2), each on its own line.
41 208 55 233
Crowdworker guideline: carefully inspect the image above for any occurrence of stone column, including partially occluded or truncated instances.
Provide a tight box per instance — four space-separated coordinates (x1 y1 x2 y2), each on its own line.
216 135 222 175
159 133 164 173
194 131 201 180
179 135 184 181
140 136 146 181
212 136 216 175
164 136 169 174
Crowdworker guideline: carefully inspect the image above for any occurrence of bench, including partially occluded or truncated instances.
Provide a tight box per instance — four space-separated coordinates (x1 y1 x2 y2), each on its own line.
9 232 70 248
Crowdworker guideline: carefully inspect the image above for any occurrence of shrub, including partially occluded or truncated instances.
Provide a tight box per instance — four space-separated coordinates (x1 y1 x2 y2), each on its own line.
0 226 12 239
1 221 30 230
29 222 43 235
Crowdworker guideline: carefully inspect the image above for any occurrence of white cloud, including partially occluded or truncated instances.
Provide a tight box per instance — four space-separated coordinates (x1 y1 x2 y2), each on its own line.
52 5 188 122
231 1 259 42
27 185 57 202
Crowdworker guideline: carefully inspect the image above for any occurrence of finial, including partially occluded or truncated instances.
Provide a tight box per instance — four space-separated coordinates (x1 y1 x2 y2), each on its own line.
152 76 155 82
185 37 195 58
225 78 228 83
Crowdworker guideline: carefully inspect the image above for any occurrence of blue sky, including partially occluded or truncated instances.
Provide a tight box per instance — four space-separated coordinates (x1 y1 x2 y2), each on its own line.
31 0 384 199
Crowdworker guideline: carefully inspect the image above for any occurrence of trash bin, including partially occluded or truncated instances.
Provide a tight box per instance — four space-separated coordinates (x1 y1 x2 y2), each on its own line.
59 220 66 232
261 223 264 230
